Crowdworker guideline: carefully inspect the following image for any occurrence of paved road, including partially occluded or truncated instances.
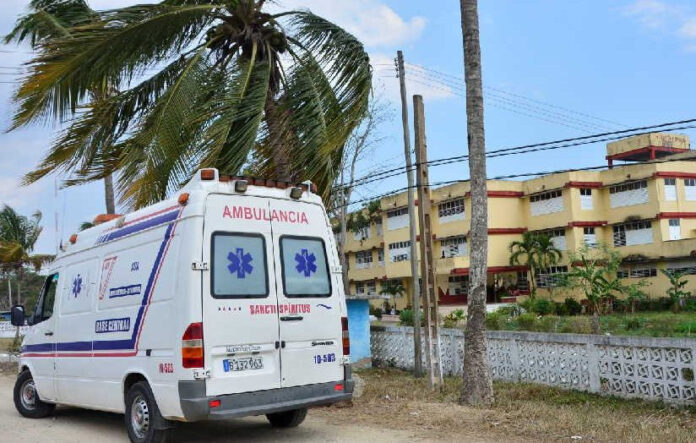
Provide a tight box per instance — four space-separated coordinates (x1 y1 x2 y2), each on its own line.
0 374 418 442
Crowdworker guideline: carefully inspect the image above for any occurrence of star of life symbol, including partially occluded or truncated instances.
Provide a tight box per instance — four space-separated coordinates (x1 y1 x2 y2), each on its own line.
227 248 253 278
295 249 317 277
72 274 83 298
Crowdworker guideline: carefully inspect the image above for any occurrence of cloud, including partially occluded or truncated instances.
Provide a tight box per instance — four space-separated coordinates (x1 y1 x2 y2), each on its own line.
277 0 426 48
622 0 696 49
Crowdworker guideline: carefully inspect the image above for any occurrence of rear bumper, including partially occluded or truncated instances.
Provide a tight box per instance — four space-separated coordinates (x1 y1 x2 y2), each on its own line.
178 366 354 422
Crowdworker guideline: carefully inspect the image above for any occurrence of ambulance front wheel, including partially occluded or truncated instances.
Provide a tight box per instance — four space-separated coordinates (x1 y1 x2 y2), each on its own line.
13 370 55 419
266 408 308 428
125 381 170 443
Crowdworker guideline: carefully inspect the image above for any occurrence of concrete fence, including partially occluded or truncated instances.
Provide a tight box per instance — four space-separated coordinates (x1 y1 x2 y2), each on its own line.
371 325 696 405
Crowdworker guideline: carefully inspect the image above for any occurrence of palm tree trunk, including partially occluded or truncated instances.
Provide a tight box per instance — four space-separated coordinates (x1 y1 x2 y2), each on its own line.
104 174 116 214
459 0 494 406
264 96 295 182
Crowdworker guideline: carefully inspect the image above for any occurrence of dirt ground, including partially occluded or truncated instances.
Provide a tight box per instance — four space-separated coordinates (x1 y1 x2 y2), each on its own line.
0 364 496 442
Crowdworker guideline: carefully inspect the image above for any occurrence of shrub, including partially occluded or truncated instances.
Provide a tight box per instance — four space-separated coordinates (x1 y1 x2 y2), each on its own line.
517 312 538 331
369 306 383 320
559 316 593 334
399 309 424 327
443 309 466 328
486 312 504 330
675 320 696 335
518 298 533 313
554 302 568 316
683 298 696 312
531 298 554 316
563 298 582 316
495 304 522 317
537 315 560 332
623 317 644 331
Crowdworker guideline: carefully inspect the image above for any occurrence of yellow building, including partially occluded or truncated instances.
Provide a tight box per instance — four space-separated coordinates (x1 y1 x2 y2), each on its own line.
339 133 696 310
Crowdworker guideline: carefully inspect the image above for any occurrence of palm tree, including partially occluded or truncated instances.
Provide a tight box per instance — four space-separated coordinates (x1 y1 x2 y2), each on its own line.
0 205 54 307
459 0 494 406
5 0 118 214
10 0 371 209
509 232 562 298
379 279 404 314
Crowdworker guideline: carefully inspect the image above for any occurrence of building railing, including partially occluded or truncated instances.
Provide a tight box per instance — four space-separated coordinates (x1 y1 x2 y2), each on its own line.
371 325 696 405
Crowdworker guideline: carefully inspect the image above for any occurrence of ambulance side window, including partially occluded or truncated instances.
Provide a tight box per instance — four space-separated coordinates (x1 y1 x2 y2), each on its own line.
211 232 268 298
33 273 59 324
280 236 331 298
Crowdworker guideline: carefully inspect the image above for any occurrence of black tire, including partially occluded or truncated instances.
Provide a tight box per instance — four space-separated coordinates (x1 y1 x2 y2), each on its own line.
13 369 55 418
266 408 308 428
124 381 169 443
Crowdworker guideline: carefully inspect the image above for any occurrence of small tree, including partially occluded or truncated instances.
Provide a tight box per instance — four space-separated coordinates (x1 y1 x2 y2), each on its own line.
380 279 405 314
623 282 649 314
509 232 562 299
660 269 690 312
562 244 622 334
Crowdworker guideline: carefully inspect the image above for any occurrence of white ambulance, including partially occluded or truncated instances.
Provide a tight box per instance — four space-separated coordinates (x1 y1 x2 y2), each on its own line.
10 169 353 443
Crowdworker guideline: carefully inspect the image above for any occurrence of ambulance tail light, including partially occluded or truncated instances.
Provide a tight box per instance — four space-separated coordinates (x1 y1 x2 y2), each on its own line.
182 322 204 368
341 317 350 356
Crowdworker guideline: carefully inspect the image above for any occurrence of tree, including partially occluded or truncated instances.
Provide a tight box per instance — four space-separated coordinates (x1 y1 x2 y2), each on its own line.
379 279 405 314
509 232 561 298
10 0 371 209
562 244 623 334
459 0 494 406
5 0 118 214
660 269 690 312
0 205 54 307
333 95 391 294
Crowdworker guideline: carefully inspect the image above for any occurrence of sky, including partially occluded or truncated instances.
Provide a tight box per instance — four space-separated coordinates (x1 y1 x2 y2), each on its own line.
2 0 696 255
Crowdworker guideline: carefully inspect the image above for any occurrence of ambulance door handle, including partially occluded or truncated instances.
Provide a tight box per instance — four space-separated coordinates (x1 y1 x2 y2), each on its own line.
44 331 53 336
280 316 303 322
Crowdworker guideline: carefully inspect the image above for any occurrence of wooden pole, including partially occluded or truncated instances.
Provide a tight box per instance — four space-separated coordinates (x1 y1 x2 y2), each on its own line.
413 95 442 387
396 50 423 377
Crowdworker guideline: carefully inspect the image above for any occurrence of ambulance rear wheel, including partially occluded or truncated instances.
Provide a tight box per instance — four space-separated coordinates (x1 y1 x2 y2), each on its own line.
266 408 307 428
13 370 55 418
125 381 169 443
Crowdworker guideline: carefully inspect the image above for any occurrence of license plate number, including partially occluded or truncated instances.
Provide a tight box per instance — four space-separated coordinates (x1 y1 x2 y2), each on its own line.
223 357 263 372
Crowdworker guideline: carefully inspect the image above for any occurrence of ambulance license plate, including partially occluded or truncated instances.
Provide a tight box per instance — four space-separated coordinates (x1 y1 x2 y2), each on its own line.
223 357 263 372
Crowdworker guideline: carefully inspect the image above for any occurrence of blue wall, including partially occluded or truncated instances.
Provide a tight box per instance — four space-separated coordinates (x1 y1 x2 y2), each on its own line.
346 299 371 362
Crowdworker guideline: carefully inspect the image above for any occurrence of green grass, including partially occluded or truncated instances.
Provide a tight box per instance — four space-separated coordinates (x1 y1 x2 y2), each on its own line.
487 311 696 337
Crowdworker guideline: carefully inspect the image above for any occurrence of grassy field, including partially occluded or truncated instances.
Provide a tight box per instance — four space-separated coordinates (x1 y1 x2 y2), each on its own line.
313 368 696 442
486 311 696 337
0 339 13 352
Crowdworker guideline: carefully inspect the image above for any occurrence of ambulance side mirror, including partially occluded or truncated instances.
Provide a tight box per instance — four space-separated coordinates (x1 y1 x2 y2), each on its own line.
10 305 25 327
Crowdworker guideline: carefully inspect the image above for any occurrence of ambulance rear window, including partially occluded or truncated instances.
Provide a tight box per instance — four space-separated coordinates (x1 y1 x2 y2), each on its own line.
211 232 268 298
280 236 331 298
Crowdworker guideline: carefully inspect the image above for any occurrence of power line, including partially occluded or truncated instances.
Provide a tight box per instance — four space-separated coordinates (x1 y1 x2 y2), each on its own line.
405 63 627 129
332 154 696 211
339 118 696 191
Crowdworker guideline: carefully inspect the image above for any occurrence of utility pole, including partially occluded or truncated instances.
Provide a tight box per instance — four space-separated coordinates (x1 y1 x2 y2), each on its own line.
396 50 422 377
414 95 442 388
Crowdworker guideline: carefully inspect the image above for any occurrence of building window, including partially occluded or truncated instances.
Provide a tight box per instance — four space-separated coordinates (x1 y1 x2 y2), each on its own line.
664 178 677 201
617 267 657 279
388 241 411 262
583 227 597 247
355 250 373 269
440 236 467 258
613 221 652 247
448 275 469 296
375 218 383 236
530 189 563 216
353 226 370 241
377 248 385 265
685 179 696 201
609 180 648 208
666 260 696 275
536 266 568 288
668 219 681 241
366 280 377 296
580 188 593 210
534 228 566 250
386 207 409 231
355 281 365 295
438 198 465 223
